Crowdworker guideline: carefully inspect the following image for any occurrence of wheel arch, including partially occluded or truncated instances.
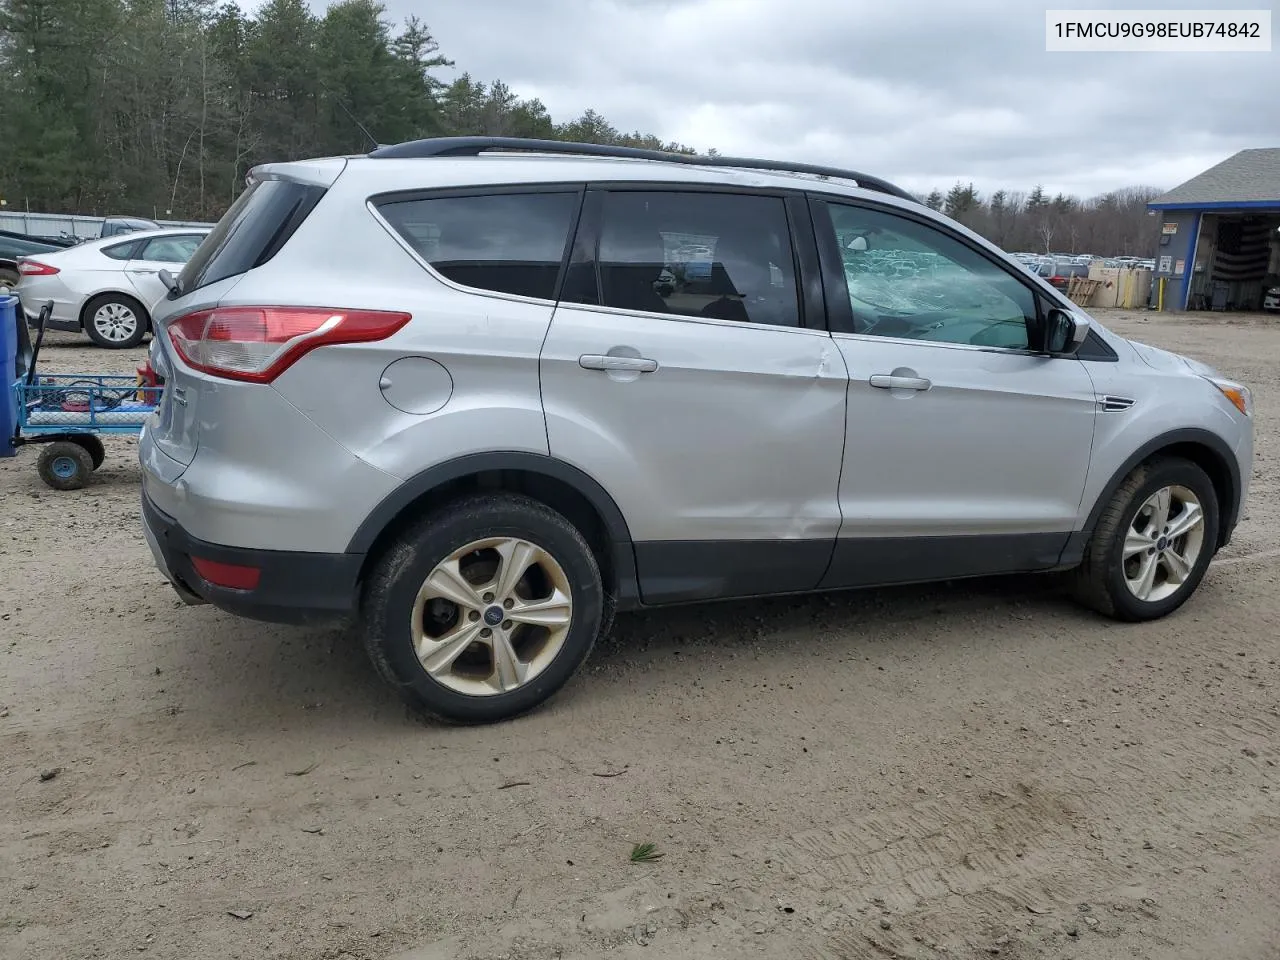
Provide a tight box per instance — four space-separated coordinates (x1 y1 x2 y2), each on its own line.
1078 428 1241 556
348 452 641 609
79 289 152 331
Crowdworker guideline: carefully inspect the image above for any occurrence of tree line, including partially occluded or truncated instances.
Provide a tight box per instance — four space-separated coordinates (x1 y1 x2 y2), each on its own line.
0 0 698 221
0 0 1162 258
916 182 1162 257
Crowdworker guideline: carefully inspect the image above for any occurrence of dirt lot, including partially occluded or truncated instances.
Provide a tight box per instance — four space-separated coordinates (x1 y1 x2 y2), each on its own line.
2 308 1278 960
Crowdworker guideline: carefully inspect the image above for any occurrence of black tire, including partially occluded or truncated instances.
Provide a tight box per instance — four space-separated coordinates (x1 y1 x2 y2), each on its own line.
1072 456 1219 621
0 266 18 289
360 492 606 723
37 441 94 491
66 434 106 470
82 293 148 349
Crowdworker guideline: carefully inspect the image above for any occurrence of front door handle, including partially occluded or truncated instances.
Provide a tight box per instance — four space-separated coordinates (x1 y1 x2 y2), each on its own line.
579 354 658 373
870 374 932 391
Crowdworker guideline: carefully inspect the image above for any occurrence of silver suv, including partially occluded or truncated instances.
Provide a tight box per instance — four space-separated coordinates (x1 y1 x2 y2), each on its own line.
138 137 1254 723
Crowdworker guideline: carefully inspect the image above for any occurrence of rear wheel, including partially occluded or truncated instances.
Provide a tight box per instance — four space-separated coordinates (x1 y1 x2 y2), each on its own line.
360 493 606 723
37 441 94 491
1072 457 1219 621
0 266 18 289
83 293 147 349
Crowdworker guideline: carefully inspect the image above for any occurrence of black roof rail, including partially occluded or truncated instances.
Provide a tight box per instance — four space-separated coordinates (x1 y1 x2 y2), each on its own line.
367 136 918 204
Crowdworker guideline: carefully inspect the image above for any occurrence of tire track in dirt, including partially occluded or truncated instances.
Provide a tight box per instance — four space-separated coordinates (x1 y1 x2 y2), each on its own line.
391 708 1278 960
745 717 1278 958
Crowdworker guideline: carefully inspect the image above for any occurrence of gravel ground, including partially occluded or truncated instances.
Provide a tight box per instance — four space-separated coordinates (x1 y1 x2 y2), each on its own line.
1 309 1277 960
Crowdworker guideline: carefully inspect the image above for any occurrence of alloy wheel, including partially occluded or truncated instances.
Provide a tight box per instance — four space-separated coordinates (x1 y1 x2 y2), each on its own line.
1122 484 1206 603
93 302 138 343
410 537 574 696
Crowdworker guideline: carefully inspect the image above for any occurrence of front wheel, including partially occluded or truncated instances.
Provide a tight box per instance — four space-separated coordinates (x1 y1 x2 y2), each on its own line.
360 493 606 723
1072 457 1219 621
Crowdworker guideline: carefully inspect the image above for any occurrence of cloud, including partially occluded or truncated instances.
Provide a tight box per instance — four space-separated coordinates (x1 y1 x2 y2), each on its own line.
238 0 1280 198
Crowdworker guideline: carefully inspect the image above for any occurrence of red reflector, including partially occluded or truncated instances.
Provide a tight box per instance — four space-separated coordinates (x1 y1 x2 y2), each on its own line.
191 556 261 591
18 260 59 276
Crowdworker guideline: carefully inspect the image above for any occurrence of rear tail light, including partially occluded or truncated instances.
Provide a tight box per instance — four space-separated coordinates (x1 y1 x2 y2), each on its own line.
165 305 411 383
18 260 59 276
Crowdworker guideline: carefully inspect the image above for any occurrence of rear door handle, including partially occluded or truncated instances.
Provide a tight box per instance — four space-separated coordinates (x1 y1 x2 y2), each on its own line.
870 374 932 391
579 355 658 373
129 268 158 275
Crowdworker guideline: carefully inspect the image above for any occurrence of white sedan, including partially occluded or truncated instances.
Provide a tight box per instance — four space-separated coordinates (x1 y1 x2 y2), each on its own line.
15 227 208 348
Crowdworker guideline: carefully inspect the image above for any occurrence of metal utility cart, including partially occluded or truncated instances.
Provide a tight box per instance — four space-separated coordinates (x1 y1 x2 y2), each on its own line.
2 294 162 489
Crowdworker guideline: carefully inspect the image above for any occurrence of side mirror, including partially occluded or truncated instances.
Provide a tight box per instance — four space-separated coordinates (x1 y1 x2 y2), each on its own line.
1044 307 1090 354
847 236 869 252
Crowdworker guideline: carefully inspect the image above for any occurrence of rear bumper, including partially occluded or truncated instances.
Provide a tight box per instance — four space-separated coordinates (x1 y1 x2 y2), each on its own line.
141 491 364 626
19 286 81 331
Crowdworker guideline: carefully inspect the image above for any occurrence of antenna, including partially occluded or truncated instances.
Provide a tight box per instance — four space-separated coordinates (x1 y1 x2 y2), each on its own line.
333 98 382 152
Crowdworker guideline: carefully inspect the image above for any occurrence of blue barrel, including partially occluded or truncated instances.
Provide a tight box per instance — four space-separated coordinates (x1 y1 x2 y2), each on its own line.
1 293 17 457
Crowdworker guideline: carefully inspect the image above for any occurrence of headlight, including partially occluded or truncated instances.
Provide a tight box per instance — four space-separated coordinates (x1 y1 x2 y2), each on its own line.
1204 376 1252 417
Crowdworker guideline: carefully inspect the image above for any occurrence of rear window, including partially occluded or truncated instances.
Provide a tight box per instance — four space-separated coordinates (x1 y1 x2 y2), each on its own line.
177 178 325 295
101 240 141 261
376 192 580 301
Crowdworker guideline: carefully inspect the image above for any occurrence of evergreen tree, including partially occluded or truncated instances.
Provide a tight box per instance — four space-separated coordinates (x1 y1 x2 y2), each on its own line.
0 0 689 217
944 181 979 217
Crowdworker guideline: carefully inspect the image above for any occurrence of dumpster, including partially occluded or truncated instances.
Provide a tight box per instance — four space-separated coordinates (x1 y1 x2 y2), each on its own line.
2 292 18 457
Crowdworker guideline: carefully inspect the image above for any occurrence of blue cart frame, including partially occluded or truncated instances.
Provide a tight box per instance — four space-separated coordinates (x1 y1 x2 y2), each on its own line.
3 297 161 489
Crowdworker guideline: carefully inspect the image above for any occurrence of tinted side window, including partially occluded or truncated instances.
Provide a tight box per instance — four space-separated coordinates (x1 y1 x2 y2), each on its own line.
825 203 1034 349
597 191 799 327
378 192 579 301
101 240 140 261
178 178 325 294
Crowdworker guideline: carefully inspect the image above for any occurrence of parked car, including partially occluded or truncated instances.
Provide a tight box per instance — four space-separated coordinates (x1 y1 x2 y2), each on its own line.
138 136 1253 724
100 215 162 238
1037 258 1091 291
14 227 209 347
1264 285 1280 312
1013 255 1045 277
0 230 76 288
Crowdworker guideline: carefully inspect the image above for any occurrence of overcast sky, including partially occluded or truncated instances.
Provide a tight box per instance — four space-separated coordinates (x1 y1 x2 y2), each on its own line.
244 0 1278 199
